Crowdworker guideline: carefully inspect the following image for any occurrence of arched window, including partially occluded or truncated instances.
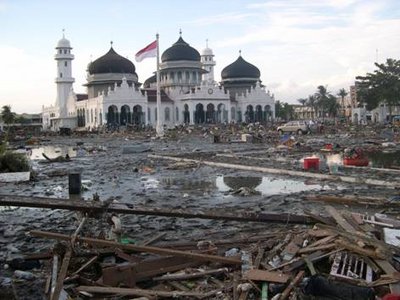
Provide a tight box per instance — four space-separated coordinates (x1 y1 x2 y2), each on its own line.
165 107 170 122
155 108 157 121
176 107 179 121
91 109 93 123
64 61 67 67
177 71 182 82
148 108 151 122
185 71 190 82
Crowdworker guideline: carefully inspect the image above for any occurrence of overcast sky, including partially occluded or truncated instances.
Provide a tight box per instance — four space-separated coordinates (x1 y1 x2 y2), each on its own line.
1 0 399 113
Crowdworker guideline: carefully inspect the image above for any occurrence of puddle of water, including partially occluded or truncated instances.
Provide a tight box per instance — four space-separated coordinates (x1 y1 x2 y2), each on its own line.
161 175 332 196
29 146 77 160
217 176 331 195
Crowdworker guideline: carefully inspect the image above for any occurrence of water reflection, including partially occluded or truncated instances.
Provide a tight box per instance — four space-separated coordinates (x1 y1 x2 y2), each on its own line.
162 175 330 196
217 176 329 195
30 146 76 160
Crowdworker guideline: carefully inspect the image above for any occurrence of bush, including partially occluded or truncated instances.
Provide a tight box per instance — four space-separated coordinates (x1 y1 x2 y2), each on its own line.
0 152 30 173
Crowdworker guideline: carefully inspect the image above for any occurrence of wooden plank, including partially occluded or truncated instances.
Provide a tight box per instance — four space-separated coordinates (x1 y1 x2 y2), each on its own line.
51 247 72 300
0 194 315 225
141 232 166 246
280 270 305 300
71 255 97 276
244 269 289 283
326 206 356 233
102 257 199 287
153 267 228 281
335 239 385 259
76 286 221 298
30 230 241 265
374 259 400 293
298 243 336 254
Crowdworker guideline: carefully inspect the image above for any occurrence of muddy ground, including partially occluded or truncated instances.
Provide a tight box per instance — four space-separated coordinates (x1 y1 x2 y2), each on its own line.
0 126 399 298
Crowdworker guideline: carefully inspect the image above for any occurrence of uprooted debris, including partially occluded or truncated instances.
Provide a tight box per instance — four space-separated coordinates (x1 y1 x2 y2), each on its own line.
2 195 400 299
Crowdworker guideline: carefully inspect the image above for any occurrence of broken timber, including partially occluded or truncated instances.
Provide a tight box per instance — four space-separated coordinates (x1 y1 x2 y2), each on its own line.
30 230 241 265
148 154 399 188
0 195 315 225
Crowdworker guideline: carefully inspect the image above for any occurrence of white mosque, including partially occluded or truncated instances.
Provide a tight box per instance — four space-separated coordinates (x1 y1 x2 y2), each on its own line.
42 33 275 131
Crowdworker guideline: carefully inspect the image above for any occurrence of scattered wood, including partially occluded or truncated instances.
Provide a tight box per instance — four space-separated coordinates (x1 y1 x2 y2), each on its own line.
30 230 241 265
244 269 289 283
0 194 316 225
153 267 228 281
51 247 72 300
280 270 305 300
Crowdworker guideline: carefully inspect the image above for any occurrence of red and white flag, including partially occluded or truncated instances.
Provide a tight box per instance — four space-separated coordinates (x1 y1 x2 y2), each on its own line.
135 40 157 62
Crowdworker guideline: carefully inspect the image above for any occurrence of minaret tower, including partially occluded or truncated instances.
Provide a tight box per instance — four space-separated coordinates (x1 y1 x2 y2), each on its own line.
55 30 74 117
201 39 216 83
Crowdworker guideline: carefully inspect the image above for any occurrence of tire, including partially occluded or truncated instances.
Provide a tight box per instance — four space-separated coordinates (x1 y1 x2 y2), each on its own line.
297 129 303 135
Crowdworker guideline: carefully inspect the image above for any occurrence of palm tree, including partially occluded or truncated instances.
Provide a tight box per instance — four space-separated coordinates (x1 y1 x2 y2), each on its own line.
1 105 16 140
306 95 317 119
337 88 348 119
297 98 307 106
315 85 331 121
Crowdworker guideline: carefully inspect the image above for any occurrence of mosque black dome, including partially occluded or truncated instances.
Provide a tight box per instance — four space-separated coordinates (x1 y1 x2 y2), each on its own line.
221 55 260 79
161 37 200 62
88 47 136 75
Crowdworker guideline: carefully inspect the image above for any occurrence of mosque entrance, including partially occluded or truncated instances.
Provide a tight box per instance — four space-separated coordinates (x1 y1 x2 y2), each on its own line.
206 103 216 123
133 105 143 125
245 105 255 123
255 105 262 122
120 105 131 125
107 105 119 125
195 103 205 124
264 105 271 122
217 104 227 123
183 104 190 124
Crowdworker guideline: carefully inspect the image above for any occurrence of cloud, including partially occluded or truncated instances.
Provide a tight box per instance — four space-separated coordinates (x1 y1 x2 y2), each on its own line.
208 0 400 104
185 12 256 26
0 46 53 113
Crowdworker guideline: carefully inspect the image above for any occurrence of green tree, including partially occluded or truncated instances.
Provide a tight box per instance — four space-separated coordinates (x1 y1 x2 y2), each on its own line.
275 101 294 121
1 105 16 140
1 105 16 125
326 95 340 120
314 85 333 120
337 88 348 118
297 98 307 106
306 95 318 119
356 58 400 119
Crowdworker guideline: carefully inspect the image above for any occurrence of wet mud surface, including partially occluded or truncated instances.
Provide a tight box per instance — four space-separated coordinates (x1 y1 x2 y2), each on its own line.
1 131 399 298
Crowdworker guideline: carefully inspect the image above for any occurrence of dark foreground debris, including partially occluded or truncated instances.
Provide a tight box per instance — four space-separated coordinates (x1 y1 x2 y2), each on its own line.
2 195 400 299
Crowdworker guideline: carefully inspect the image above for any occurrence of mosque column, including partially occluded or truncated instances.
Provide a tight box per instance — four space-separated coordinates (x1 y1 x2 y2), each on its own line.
227 102 232 123
189 102 195 125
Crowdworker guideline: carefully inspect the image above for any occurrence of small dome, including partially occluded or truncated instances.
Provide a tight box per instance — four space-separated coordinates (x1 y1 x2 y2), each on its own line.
201 47 213 56
88 47 136 75
161 37 200 62
143 74 156 88
56 37 71 49
221 55 260 79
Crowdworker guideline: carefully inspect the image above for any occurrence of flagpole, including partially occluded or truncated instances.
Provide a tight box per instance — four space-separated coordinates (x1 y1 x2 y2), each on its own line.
156 33 163 137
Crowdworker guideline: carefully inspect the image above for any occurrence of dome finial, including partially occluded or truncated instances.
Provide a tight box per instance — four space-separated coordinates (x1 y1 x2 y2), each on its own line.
239 50 242 56
179 28 182 37
110 41 113 48
206 39 208 48
62 28 65 38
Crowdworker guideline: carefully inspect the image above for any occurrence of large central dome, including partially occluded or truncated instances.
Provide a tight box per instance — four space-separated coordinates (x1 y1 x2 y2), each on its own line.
161 37 200 62
221 55 260 79
88 47 136 75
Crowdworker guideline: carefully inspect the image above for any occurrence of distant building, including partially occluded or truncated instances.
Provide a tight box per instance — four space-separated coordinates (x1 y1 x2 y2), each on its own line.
42 33 275 131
